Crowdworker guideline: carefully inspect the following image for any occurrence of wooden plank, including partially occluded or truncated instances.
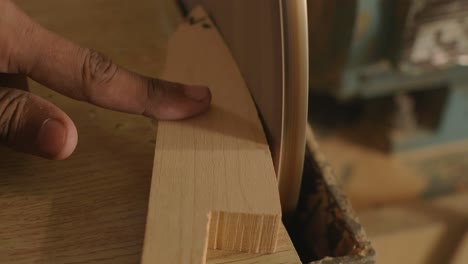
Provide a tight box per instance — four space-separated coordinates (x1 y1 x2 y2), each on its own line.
141 7 282 264
181 0 284 183
181 0 309 214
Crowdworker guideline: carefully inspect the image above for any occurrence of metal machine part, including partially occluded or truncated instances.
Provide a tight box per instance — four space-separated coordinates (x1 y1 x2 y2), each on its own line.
181 0 309 214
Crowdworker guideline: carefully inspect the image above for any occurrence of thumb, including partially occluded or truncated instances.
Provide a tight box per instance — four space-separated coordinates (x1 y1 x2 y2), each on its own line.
0 88 77 160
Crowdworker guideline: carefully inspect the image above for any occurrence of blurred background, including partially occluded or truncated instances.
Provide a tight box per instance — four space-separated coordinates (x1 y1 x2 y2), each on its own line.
307 0 468 263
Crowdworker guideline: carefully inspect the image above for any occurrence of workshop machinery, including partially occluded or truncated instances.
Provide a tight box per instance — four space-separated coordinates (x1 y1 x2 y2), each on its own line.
309 0 468 152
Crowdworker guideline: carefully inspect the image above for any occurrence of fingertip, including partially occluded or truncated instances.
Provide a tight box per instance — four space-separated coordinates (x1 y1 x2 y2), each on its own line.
179 84 212 118
144 83 212 120
183 85 212 102
51 118 78 160
36 116 77 160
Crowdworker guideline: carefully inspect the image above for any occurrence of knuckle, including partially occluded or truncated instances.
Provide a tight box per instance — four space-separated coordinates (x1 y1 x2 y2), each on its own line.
81 49 118 101
147 79 169 100
143 78 184 117
0 89 28 143
144 79 180 113
144 79 166 115
147 79 182 99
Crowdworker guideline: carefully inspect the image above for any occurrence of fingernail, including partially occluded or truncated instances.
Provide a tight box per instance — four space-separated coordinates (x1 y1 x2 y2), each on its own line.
36 119 66 159
184 85 211 102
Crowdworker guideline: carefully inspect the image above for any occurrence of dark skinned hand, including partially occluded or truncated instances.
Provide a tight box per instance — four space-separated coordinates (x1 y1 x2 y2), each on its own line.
0 0 211 160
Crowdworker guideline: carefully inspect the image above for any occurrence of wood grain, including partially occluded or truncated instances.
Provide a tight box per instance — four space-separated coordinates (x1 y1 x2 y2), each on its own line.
0 1 298 263
182 0 284 177
141 7 282 264
1 1 172 263
206 225 300 264
181 0 309 215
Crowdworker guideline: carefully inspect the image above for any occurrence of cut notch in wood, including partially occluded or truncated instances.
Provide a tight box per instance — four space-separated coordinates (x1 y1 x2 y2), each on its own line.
208 211 280 253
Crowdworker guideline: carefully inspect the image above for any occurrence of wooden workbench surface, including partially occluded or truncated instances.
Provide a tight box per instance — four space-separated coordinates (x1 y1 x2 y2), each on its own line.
0 1 299 263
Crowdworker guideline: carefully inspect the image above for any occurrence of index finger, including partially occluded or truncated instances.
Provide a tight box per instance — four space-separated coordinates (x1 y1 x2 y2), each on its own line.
6 1 211 120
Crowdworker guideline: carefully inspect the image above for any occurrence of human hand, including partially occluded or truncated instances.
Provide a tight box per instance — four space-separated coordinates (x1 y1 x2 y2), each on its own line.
0 0 211 160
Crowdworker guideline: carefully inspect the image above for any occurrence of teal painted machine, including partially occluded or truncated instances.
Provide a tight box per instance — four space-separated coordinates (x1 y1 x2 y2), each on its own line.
309 0 468 151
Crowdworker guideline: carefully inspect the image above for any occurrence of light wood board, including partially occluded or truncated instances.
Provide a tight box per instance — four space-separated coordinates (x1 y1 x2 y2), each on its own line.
182 0 309 214
182 0 284 174
141 7 282 264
